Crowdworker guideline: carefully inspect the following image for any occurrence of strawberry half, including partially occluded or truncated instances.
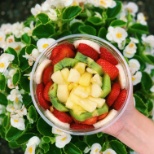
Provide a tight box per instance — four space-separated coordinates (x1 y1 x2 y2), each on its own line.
70 123 94 130
97 112 108 120
42 64 53 85
77 43 99 61
112 89 127 110
106 82 121 107
50 43 76 65
36 83 50 110
43 81 52 101
97 59 119 80
100 47 118 65
52 108 73 124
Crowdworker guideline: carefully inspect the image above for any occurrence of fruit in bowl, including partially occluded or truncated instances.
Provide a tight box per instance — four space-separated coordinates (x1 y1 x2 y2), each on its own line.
30 34 132 135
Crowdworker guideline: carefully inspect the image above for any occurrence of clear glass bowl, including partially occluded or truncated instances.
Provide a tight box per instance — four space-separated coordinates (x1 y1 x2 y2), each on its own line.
30 34 133 135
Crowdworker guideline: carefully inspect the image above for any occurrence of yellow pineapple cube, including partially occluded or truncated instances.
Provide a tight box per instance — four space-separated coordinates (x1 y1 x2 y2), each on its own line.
51 71 66 84
74 62 86 75
73 85 89 98
57 84 69 103
71 104 86 115
91 83 103 98
79 72 92 86
68 83 78 91
68 68 80 83
91 74 103 86
88 96 105 108
61 68 70 82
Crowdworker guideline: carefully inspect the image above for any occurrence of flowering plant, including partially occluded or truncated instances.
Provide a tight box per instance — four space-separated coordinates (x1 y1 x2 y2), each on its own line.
0 0 154 154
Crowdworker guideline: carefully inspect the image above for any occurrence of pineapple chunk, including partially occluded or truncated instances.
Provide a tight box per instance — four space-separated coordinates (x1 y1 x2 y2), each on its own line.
74 62 86 75
71 104 86 115
88 97 105 108
73 85 89 98
51 71 66 84
86 67 97 74
66 97 74 109
68 68 80 83
57 84 69 103
91 83 103 98
79 72 92 86
91 74 103 86
61 68 70 82
68 83 78 91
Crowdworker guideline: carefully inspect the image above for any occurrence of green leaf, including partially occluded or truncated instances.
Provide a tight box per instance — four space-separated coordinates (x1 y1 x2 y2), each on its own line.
110 20 126 27
70 22 84 34
27 105 38 123
21 33 31 44
39 142 50 153
146 55 154 64
6 127 24 141
37 117 53 136
87 16 104 26
47 144 62 154
18 47 30 72
133 55 146 71
134 94 148 115
98 27 107 39
36 13 50 24
12 68 21 85
75 141 88 151
110 140 127 154
141 72 153 92
16 133 35 145
78 25 96 35
62 6 82 21
22 93 32 107
129 23 149 35
20 76 30 93
107 1 122 19
5 48 19 65
64 143 82 154
0 93 7 105
26 44 36 54
32 23 55 39
0 73 6 91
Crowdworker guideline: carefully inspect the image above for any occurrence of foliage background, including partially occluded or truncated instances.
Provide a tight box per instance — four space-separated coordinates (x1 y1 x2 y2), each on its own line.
0 0 153 153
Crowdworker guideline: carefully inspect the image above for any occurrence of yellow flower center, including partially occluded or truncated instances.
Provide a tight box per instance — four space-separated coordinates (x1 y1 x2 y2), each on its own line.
129 43 134 48
43 43 49 49
0 37 3 41
15 45 21 51
0 62 5 68
100 0 107 6
28 146 33 154
8 38 14 43
15 97 19 103
132 76 136 81
116 32 122 39
61 136 67 141
14 119 19 123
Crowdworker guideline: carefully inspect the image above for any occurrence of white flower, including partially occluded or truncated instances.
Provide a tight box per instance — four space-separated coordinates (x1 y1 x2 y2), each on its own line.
132 71 142 85
6 35 15 44
10 114 25 130
52 127 66 136
7 89 23 103
137 13 147 25
98 0 116 8
124 2 138 16
103 148 117 154
0 105 5 114
37 38 56 52
41 1 51 11
23 48 40 66
150 85 154 93
144 64 154 74
90 143 102 154
25 136 40 154
0 53 14 73
55 133 72 148
0 31 6 48
107 26 128 46
12 22 25 38
142 35 154 48
123 41 137 58
31 4 42 16
47 9 57 21
61 0 74 7
129 59 140 75
0 23 12 34
84 146 91 153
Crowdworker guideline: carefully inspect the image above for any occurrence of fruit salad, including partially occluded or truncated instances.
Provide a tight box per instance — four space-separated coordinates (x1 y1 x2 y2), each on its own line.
33 38 128 132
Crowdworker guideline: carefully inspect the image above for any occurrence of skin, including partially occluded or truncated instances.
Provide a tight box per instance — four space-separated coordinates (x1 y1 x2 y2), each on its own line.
103 93 154 154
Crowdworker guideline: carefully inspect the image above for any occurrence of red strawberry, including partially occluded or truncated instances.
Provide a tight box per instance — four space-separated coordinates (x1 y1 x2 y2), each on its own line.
97 59 119 80
74 116 98 125
50 43 75 65
43 81 52 101
52 108 73 124
106 82 121 107
70 123 94 130
36 83 50 110
77 43 99 61
42 64 53 85
97 112 108 120
100 47 118 65
112 89 127 110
